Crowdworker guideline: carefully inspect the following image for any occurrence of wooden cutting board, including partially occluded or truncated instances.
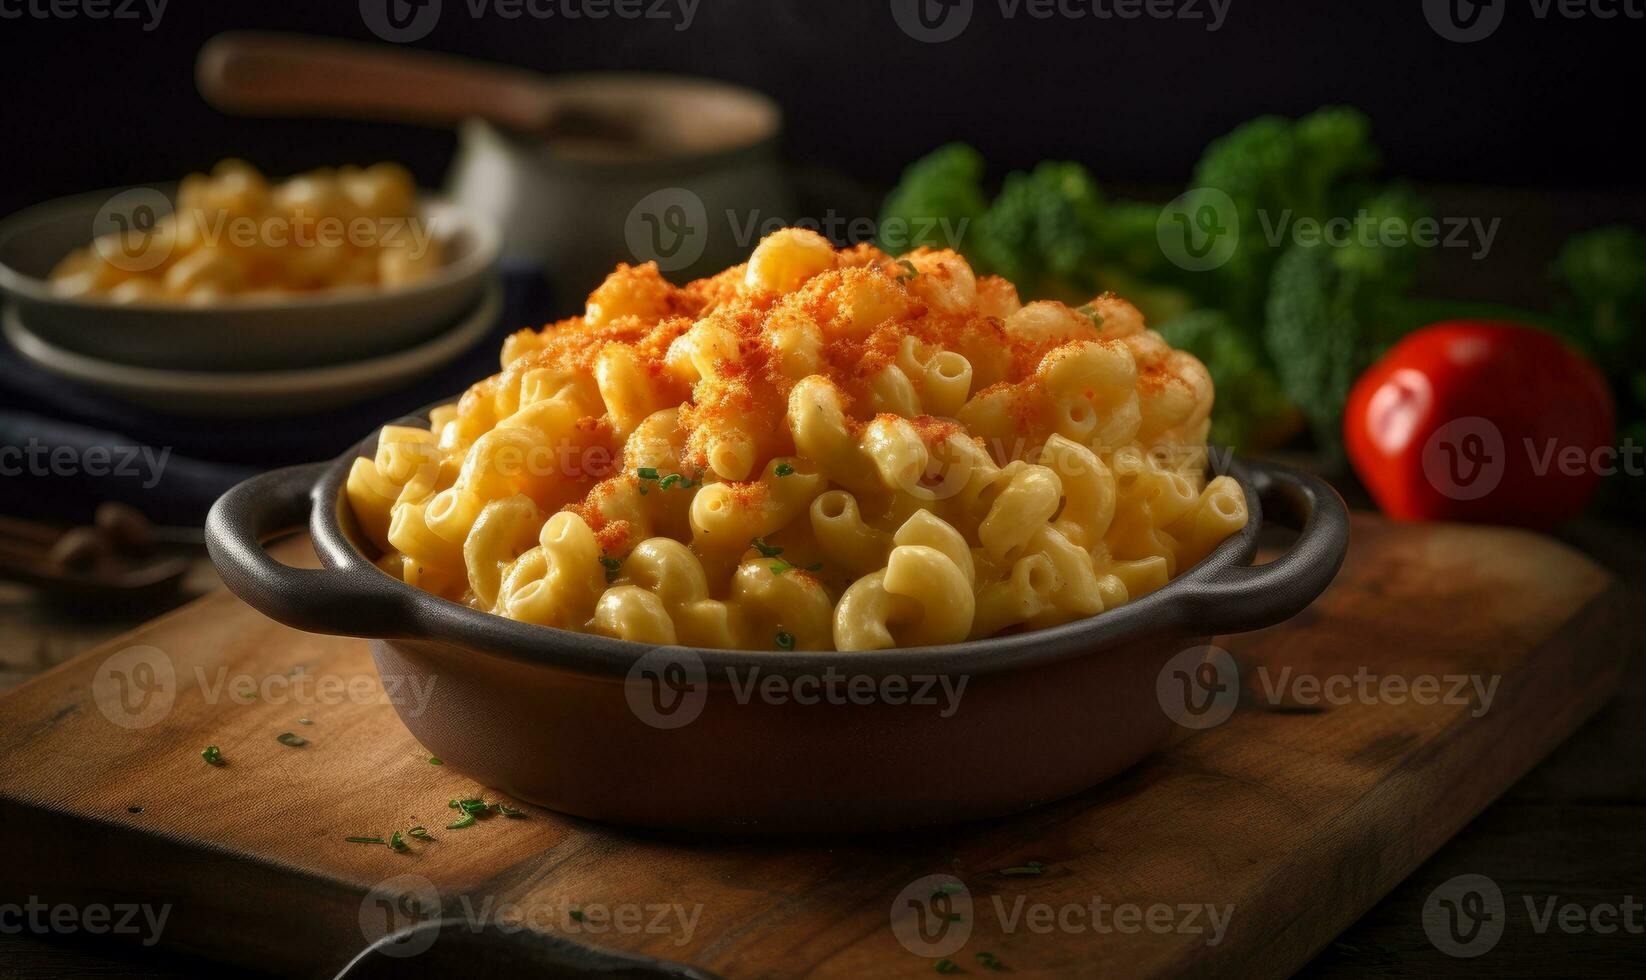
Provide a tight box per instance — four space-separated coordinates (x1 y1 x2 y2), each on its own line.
0 514 1630 979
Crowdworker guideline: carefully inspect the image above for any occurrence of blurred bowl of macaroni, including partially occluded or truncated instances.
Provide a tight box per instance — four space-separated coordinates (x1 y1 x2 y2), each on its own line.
0 161 501 371
207 230 1349 833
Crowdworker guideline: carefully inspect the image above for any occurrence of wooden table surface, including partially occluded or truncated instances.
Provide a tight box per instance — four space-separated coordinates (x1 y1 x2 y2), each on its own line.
1 512 1641 979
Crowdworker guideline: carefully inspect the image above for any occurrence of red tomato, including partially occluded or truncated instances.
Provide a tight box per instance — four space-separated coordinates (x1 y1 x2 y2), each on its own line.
1344 321 1614 530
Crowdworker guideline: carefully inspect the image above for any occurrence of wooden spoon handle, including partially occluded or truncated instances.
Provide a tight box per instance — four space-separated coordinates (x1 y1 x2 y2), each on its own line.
196 31 557 132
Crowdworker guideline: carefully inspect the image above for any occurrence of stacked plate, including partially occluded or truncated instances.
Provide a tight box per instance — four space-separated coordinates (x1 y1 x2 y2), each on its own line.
0 188 502 417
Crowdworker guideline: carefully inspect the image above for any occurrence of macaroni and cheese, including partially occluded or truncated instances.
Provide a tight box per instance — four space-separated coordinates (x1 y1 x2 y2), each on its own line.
50 160 444 303
347 229 1247 651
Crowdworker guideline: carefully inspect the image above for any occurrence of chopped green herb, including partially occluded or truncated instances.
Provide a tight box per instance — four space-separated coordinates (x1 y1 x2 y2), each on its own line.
637 482 649 496
569 909 585 922
775 630 796 651
276 732 308 748
976 951 1007 971
997 860 1046 877
931 883 964 898
201 745 224 767
639 469 700 491
389 831 409 853
935 959 959 975
427 756 443 765
407 826 432 840
440 796 525 828
897 258 921 281
345 836 386 845
598 555 624 583
946 913 963 923
751 537 784 558
1075 304 1105 329
770 560 822 575
774 462 795 477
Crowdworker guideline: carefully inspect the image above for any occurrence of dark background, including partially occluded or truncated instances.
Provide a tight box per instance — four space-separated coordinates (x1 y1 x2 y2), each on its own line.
0 0 1640 221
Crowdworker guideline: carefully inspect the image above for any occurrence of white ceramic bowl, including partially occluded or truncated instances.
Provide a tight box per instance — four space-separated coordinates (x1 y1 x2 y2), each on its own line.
0 187 500 372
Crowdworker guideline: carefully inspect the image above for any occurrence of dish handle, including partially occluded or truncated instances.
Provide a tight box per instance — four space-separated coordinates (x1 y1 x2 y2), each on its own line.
1172 458 1351 635
206 461 414 638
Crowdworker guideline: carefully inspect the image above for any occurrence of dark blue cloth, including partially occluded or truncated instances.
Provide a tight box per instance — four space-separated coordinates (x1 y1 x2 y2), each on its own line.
0 266 553 525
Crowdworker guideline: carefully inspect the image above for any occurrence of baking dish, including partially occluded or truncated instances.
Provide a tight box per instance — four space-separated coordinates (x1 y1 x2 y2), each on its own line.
207 412 1348 834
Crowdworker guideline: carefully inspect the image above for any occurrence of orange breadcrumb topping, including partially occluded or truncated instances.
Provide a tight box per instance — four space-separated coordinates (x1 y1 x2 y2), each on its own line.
459 236 1135 549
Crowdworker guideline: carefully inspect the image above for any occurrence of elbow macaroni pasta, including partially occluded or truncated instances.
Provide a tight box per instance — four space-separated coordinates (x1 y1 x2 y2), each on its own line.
49 159 444 304
347 228 1248 650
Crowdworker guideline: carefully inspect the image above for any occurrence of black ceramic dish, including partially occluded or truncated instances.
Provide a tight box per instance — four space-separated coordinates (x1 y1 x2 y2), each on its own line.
207 413 1349 834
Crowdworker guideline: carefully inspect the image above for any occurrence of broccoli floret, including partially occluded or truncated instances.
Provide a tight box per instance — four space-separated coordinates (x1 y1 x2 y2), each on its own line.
970 161 1108 300
1189 107 1381 331
1551 225 1646 517
1263 186 1428 460
1263 246 1362 461
1551 225 1646 361
877 143 989 257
